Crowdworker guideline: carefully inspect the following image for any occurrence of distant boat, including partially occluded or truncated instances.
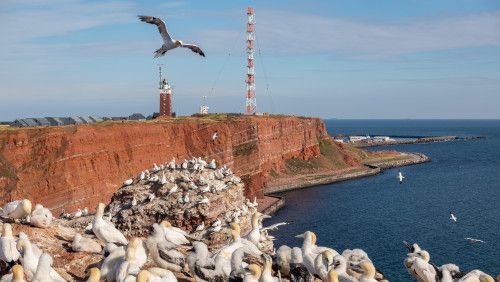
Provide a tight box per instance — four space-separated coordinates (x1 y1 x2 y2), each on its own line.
397 171 405 184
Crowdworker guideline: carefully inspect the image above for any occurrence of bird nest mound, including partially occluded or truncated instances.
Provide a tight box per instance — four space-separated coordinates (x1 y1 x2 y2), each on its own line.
106 158 256 249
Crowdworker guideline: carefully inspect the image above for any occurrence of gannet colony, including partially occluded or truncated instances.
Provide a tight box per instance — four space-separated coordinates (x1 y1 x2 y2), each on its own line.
0 158 497 281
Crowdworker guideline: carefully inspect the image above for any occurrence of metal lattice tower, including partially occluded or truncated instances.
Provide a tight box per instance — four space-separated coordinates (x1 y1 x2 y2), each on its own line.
245 7 257 115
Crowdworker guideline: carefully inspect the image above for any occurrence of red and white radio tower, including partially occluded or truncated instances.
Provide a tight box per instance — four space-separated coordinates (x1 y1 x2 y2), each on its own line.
245 7 257 115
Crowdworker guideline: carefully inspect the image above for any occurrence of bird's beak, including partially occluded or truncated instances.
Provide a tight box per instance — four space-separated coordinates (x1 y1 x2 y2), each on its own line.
261 214 271 219
295 233 305 238
402 241 412 252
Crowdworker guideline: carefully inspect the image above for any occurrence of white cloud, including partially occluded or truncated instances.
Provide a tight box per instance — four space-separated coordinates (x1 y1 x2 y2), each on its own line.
195 10 500 58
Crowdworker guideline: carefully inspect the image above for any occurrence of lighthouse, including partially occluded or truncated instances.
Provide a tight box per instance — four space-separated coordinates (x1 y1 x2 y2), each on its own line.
158 64 173 117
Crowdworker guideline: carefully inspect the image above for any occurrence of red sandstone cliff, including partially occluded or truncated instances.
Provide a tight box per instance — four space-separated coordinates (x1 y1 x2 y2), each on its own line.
0 116 334 213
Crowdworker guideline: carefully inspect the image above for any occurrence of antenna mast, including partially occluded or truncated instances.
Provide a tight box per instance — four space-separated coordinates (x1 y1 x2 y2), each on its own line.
245 7 257 115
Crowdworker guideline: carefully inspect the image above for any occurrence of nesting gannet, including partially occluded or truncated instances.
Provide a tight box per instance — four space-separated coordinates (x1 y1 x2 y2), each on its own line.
31 253 65 282
123 179 134 186
465 237 485 244
30 204 53 228
331 255 357 282
243 264 261 282
197 196 209 205
85 267 100 282
188 241 214 281
82 207 89 216
457 270 494 282
100 243 125 282
195 222 205 232
116 238 147 282
289 247 314 282
327 269 339 282
296 231 339 276
145 231 184 273
153 163 160 172
160 221 191 246
208 159 217 170
404 250 437 282
71 234 102 254
160 172 168 185
314 250 334 281
1 199 32 220
439 264 462 282
92 203 128 245
131 197 138 207
0 223 20 263
72 209 83 219
148 193 156 202
137 268 177 282
357 261 378 282
450 212 457 223
167 158 176 170
139 171 146 181
274 245 291 277
16 236 42 279
167 184 178 197
0 264 26 282
229 223 263 256
397 171 405 184
260 254 279 282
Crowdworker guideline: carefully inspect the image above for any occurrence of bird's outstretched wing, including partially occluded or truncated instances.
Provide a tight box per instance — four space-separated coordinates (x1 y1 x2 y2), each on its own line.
181 43 205 57
138 15 172 43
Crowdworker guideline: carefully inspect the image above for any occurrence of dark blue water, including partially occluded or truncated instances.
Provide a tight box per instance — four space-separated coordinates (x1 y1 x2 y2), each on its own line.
267 120 500 281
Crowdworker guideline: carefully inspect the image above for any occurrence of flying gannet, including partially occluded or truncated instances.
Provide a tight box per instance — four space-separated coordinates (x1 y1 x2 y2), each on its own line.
398 171 405 184
465 237 485 244
450 212 457 223
138 15 205 57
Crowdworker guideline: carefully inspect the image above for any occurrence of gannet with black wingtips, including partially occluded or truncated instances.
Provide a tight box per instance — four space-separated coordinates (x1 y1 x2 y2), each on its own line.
245 212 263 245
229 223 263 256
100 243 126 281
289 247 314 282
243 264 261 282
92 203 128 245
116 239 143 282
1 199 32 221
0 223 20 264
138 15 205 57
450 212 457 223
71 233 102 254
30 204 52 228
30 253 65 282
398 171 405 184
404 249 437 282
439 264 462 282
145 225 184 274
188 241 213 281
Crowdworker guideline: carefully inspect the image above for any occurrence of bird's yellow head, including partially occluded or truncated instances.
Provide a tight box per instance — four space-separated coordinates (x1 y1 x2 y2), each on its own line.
480 274 494 282
137 270 151 282
95 203 105 217
16 240 25 252
12 264 24 281
327 269 339 282
230 223 241 233
2 223 13 237
360 261 376 277
86 267 100 282
22 199 32 214
160 220 172 228
248 264 262 277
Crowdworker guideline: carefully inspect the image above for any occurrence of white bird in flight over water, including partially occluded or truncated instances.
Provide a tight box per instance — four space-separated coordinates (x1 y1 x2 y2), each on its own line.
465 237 485 244
450 212 457 222
138 15 205 57
398 171 405 184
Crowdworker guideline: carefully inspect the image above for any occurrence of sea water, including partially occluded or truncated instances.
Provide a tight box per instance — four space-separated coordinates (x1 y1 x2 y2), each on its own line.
267 119 500 281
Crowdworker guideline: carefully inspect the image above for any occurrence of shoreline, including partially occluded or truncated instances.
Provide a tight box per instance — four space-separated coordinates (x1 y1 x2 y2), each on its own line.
261 152 430 214
348 135 484 148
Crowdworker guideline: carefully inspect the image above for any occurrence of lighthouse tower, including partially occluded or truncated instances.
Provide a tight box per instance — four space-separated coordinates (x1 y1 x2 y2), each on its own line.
158 65 172 117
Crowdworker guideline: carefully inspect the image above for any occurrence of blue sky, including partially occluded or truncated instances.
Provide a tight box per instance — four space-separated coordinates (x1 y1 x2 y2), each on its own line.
1 0 500 120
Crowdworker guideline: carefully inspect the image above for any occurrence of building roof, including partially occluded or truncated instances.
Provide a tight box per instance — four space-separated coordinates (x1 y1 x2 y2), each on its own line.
34 118 51 126
69 116 84 124
128 113 146 120
80 116 94 124
88 116 103 123
23 118 40 127
45 117 64 126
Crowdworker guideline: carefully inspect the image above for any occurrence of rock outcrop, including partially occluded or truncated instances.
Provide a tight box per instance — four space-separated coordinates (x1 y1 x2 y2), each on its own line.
0 116 331 213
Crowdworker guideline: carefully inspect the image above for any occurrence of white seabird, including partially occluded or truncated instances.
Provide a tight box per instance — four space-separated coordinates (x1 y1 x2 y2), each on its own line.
92 203 128 245
30 204 53 228
450 212 457 223
71 234 102 254
0 223 21 263
457 269 494 282
160 221 191 246
1 199 32 220
31 253 65 282
138 15 205 57
398 171 405 184
243 264 261 282
123 179 134 186
16 234 42 280
212 132 218 141
0 264 25 282
465 237 485 244
85 267 101 282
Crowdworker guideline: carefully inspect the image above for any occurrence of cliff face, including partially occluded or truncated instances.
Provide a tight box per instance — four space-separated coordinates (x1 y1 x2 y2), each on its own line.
0 116 329 212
